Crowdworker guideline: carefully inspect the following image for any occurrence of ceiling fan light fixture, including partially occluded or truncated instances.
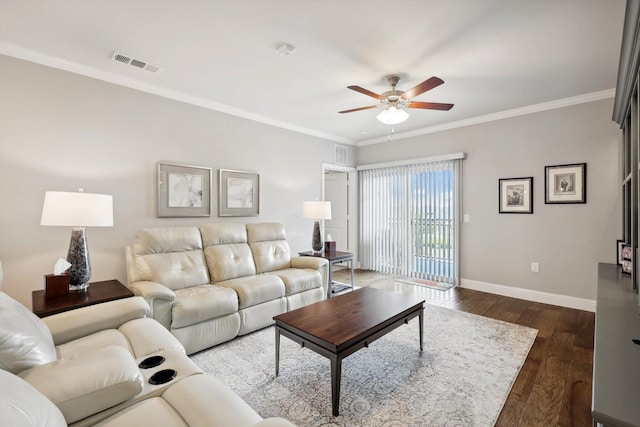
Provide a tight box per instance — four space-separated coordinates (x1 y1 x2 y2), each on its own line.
377 106 409 125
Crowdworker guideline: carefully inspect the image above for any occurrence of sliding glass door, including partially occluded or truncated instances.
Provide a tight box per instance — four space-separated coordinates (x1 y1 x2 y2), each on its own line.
359 155 462 284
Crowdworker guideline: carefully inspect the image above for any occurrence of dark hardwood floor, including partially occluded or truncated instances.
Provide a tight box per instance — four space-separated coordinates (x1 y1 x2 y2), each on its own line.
332 269 595 427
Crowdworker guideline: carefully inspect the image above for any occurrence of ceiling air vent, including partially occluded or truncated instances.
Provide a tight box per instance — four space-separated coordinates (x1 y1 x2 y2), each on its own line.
111 51 161 73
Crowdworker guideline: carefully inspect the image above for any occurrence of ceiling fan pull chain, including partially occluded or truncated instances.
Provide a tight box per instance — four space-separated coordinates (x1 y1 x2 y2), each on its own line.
387 125 396 142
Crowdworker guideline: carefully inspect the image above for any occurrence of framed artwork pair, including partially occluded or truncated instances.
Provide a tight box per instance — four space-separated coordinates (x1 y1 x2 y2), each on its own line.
499 163 586 214
157 162 259 218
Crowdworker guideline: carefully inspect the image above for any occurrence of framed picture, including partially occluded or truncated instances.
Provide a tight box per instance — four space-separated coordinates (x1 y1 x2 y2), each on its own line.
621 243 632 274
157 162 212 217
544 163 586 204
219 169 259 216
499 177 533 214
617 239 626 266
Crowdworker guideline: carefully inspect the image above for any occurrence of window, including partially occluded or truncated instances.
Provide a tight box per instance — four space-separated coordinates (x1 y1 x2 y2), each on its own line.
358 154 464 284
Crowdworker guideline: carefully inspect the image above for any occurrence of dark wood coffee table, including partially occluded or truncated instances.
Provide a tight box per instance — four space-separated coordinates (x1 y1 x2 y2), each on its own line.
273 287 424 416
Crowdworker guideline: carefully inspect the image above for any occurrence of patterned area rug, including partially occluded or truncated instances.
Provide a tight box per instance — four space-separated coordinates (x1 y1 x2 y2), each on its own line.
191 304 537 427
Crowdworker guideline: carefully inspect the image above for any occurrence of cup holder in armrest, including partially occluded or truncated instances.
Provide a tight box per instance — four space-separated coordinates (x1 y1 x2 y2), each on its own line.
149 369 177 385
139 356 165 369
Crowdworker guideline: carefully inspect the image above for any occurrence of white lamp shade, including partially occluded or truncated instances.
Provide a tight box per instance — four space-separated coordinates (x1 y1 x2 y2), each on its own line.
377 106 409 125
41 191 114 227
302 201 332 220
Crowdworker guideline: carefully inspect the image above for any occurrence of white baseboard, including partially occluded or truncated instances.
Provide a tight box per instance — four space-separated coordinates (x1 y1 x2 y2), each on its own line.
460 278 596 312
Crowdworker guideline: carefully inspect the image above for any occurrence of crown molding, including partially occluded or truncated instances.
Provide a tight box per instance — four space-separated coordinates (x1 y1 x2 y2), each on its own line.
1 42 613 148
0 42 353 145
357 89 616 146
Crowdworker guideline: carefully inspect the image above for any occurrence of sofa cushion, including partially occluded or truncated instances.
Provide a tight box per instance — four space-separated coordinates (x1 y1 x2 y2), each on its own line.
172 285 239 328
18 346 143 424
204 243 256 283
93 397 188 427
200 222 247 246
218 275 285 309
163 375 263 427
131 227 209 291
247 223 292 274
201 223 256 282
56 329 133 359
134 226 203 255
246 222 286 242
0 292 56 374
0 369 67 427
119 317 185 356
267 268 322 296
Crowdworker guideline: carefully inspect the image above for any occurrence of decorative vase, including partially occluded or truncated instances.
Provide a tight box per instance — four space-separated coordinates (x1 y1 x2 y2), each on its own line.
67 227 91 291
312 220 323 253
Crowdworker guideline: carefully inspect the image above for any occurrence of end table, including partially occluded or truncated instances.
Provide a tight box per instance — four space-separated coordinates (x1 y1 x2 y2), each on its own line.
32 279 134 317
298 251 354 298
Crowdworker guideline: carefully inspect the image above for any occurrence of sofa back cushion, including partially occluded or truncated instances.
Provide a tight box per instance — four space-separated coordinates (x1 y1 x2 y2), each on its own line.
131 227 209 290
247 223 292 273
201 223 256 282
0 292 56 374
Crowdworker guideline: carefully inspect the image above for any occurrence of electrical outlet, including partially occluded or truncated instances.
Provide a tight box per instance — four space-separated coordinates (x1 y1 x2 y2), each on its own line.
531 262 539 273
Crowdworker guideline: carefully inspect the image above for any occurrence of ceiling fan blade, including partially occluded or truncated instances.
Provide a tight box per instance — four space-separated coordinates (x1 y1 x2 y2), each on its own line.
347 85 384 100
407 101 454 111
401 77 444 99
339 105 379 114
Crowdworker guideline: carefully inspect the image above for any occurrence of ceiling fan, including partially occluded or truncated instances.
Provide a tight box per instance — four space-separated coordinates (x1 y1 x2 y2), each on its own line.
339 75 454 125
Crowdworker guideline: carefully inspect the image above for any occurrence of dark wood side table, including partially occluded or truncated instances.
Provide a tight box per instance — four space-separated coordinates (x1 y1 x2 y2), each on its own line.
298 250 354 299
32 279 134 317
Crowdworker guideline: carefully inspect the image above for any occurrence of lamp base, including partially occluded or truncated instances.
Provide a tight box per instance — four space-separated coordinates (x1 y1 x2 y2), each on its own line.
69 282 89 291
67 227 91 291
311 220 323 253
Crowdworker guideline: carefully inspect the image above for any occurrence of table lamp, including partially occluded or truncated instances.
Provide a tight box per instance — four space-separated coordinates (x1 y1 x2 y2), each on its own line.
302 201 331 253
40 190 113 291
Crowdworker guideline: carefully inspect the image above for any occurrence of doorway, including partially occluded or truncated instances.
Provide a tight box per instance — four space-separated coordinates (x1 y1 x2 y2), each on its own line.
322 163 357 263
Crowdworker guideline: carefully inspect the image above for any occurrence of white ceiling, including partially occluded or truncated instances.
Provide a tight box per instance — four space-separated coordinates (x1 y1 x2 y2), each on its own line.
0 0 626 145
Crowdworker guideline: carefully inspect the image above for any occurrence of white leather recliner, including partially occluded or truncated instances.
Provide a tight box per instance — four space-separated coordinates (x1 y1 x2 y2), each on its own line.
126 222 328 354
0 287 296 427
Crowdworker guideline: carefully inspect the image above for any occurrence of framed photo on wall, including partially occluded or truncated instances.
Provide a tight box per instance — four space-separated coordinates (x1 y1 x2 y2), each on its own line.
621 243 633 274
219 169 259 216
498 177 533 214
544 163 586 204
157 162 212 217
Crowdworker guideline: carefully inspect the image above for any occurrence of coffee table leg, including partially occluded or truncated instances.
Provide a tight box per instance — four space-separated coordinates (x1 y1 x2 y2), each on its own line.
419 307 424 352
331 355 342 416
275 327 280 377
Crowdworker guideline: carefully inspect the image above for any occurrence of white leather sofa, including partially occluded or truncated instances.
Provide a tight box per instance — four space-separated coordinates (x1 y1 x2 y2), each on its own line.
125 222 328 354
0 289 295 427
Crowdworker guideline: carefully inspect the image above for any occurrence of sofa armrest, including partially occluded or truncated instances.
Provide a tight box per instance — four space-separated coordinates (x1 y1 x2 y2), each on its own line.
43 297 150 346
290 256 327 271
290 257 329 297
18 346 143 424
128 281 175 329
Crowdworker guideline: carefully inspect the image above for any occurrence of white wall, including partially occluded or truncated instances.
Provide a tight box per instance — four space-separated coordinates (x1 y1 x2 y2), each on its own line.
0 55 356 307
0 53 622 309
358 98 621 303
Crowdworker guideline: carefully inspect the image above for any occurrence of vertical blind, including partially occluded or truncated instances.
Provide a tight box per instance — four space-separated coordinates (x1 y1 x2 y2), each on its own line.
358 155 463 284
